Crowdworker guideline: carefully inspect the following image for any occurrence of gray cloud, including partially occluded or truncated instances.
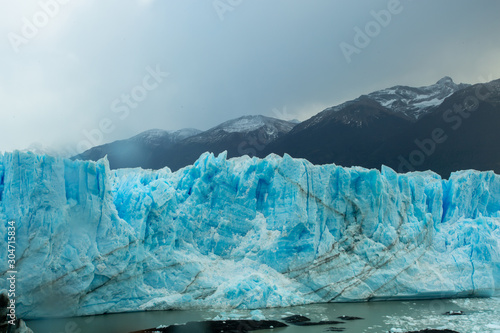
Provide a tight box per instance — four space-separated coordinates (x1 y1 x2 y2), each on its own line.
1 0 500 154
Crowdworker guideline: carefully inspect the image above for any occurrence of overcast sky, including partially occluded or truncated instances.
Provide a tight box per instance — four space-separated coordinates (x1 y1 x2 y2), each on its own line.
1 0 500 155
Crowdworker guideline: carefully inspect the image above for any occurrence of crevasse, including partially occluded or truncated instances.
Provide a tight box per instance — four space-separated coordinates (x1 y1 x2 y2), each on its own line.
0 151 499 319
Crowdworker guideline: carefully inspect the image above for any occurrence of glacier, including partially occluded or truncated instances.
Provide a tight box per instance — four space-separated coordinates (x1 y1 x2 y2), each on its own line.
0 151 499 319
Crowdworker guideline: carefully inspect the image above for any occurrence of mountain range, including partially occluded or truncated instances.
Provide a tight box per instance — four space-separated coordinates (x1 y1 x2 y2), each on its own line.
73 76 500 177
74 116 296 171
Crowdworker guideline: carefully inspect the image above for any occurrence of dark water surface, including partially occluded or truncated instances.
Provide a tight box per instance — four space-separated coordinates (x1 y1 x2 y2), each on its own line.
26 297 500 333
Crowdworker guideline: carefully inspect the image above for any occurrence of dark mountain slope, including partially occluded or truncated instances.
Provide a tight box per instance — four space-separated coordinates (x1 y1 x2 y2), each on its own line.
260 96 413 169
263 79 500 177
161 115 296 171
74 116 297 172
73 128 201 169
74 77 500 178
392 79 500 176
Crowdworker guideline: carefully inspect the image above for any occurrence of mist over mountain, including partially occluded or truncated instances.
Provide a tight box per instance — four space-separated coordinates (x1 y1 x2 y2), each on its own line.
74 116 296 171
73 128 202 169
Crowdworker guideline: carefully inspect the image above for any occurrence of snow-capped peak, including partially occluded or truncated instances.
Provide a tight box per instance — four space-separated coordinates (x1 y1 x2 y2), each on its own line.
183 115 297 144
132 128 201 145
304 77 471 129
373 77 469 119
215 115 278 133
135 128 170 140
170 128 203 141
362 77 469 120
209 115 296 134
436 76 454 85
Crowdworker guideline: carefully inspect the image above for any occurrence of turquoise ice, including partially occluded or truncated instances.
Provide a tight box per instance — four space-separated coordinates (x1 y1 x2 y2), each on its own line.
0 151 499 319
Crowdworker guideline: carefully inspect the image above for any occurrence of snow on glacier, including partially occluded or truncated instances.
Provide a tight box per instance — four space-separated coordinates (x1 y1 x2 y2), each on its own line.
0 151 499 319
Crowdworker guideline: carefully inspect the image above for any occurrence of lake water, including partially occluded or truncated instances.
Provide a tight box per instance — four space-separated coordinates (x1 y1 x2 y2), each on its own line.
26 297 500 333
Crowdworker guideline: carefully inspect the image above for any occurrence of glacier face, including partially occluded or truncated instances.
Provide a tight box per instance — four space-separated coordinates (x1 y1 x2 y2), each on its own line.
0 151 499 319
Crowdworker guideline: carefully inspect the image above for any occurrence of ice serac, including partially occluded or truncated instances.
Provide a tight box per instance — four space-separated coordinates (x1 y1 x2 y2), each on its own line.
0 151 499 319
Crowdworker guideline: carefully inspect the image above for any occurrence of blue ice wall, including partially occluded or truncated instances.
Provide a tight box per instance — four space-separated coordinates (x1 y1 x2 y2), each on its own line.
0 151 499 319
